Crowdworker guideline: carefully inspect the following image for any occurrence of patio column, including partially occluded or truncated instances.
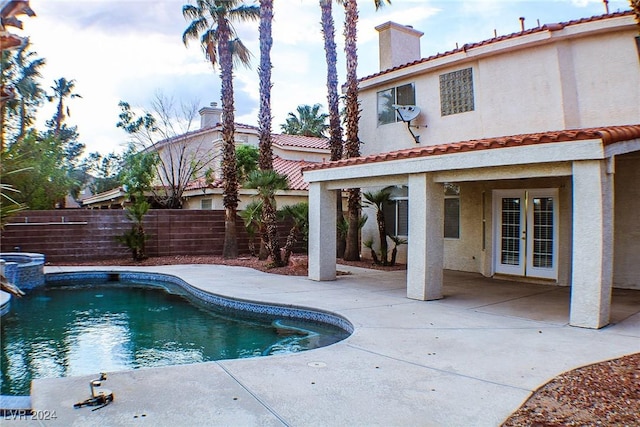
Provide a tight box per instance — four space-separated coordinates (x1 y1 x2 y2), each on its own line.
570 159 614 329
308 181 336 281
407 173 444 300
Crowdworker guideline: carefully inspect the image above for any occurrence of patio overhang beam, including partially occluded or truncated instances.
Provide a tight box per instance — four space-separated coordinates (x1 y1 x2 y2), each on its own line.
304 139 605 185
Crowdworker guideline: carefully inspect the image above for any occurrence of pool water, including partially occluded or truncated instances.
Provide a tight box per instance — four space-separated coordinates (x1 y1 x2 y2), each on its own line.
1 280 349 396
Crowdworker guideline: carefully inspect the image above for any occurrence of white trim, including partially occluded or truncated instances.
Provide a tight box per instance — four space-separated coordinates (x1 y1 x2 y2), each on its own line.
492 188 559 280
305 139 605 185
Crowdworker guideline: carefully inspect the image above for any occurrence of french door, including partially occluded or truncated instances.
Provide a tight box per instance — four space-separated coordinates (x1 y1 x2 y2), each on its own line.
493 189 558 280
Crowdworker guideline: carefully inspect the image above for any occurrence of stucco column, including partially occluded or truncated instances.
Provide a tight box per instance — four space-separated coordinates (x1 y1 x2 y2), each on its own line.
570 159 614 329
407 173 444 300
308 181 336 281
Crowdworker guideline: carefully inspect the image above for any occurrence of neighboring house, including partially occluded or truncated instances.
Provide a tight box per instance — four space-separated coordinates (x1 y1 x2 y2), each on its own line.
304 11 640 329
82 103 332 210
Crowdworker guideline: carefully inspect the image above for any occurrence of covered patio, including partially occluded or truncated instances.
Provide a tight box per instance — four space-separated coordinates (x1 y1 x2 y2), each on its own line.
303 125 640 329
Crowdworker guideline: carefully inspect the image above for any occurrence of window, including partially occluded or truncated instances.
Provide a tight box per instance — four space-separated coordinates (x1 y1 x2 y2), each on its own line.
444 183 460 239
439 68 474 116
382 186 409 237
201 199 212 210
377 83 416 126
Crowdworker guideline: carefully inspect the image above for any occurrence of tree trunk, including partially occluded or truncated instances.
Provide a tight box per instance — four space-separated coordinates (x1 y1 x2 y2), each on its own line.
219 19 239 259
258 0 274 171
263 198 283 266
390 246 398 266
376 208 389 265
282 225 298 265
222 207 238 259
336 191 346 258
342 0 361 261
320 0 346 258
343 188 361 261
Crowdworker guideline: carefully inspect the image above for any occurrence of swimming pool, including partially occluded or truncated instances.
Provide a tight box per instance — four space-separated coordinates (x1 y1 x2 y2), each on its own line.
1 272 352 396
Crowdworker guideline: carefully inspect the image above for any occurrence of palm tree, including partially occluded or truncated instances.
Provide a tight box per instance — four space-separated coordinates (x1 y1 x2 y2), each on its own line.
363 189 391 265
279 202 309 265
319 0 346 257
244 169 288 267
342 0 391 261
280 104 329 137
182 0 259 258
258 0 274 171
47 77 81 137
239 199 263 257
13 41 45 141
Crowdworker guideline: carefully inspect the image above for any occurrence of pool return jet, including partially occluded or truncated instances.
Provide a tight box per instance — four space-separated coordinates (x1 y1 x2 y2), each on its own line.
73 373 114 411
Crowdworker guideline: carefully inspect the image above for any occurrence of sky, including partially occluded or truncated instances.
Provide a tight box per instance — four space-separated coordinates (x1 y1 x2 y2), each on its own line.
16 0 632 156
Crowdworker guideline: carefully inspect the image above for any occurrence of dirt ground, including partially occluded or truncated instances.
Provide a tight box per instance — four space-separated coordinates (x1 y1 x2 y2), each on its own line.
49 254 640 426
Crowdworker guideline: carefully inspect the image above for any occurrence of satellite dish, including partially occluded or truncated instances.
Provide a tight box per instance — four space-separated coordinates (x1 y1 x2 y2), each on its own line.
393 105 421 122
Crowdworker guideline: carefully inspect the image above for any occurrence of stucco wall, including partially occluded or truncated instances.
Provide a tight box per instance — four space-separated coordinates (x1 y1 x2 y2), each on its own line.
361 175 575 286
613 153 640 290
357 16 639 157
182 192 312 211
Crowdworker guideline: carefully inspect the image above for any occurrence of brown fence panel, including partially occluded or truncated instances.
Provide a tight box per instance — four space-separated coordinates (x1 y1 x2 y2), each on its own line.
1 210 305 263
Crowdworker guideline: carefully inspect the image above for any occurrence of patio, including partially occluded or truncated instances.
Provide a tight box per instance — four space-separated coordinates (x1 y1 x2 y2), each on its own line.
6 264 639 426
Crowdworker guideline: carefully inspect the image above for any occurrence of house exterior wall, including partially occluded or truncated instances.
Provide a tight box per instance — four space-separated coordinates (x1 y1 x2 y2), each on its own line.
613 153 640 290
353 14 639 290
182 191 312 211
357 15 638 157
362 174 574 286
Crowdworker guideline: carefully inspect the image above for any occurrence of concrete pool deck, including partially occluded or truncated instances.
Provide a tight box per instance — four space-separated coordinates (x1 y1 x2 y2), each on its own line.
4 264 640 426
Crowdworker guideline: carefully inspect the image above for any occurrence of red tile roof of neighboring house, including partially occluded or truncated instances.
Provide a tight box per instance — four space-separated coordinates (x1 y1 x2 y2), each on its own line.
185 156 317 192
360 10 634 83
273 134 329 150
272 156 315 190
302 125 640 172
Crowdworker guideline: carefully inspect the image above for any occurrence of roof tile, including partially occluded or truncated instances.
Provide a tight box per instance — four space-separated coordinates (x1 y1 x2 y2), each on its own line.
186 156 317 192
302 125 640 172
360 11 633 83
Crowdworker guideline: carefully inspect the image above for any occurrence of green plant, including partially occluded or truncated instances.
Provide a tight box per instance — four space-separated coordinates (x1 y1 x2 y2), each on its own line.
389 235 408 267
363 189 392 265
116 195 150 261
243 169 288 267
363 238 380 265
279 202 309 265
239 199 263 257
116 147 156 261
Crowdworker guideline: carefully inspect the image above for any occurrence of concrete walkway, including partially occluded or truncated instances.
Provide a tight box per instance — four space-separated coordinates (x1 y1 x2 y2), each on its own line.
4 264 640 426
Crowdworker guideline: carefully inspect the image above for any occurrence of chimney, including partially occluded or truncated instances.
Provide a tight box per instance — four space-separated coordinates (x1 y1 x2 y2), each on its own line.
199 102 223 128
375 22 423 71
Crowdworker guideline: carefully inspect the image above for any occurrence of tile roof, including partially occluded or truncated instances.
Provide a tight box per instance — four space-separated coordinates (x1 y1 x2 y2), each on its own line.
272 134 330 151
272 156 315 190
302 125 640 172
185 156 317 192
360 10 634 83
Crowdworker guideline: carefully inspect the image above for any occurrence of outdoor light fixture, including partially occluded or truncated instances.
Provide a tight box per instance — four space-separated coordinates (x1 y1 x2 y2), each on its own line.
393 105 424 143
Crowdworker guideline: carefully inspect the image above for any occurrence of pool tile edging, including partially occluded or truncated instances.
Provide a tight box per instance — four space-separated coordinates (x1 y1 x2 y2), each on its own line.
45 271 354 334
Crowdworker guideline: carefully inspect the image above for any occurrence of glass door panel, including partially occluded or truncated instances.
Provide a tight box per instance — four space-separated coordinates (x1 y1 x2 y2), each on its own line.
493 189 558 279
526 191 558 279
494 191 525 276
